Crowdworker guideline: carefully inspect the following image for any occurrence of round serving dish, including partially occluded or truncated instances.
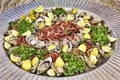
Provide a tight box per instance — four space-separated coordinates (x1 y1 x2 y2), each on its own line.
0 0 120 80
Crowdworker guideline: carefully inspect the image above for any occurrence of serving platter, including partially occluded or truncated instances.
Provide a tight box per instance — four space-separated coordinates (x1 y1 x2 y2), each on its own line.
0 0 120 80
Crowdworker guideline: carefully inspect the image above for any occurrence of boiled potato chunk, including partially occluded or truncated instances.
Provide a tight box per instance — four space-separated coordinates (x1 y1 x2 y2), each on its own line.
48 12 54 21
31 56 39 67
107 35 117 42
22 30 31 36
21 59 32 71
35 5 44 12
89 54 97 64
47 69 55 76
10 54 20 63
66 14 74 21
77 20 86 27
45 17 52 26
90 48 98 57
78 44 87 53
55 57 65 67
83 33 91 39
4 42 11 49
4 35 13 41
83 28 91 34
102 46 112 52
62 44 68 53
11 30 19 37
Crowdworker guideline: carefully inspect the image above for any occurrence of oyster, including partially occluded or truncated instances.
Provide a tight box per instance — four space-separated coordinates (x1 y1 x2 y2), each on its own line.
61 39 72 52
37 57 52 74
26 35 38 45
46 41 60 52
34 40 46 48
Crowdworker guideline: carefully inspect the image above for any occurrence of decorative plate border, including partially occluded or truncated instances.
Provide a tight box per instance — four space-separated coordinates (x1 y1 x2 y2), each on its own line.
0 0 120 80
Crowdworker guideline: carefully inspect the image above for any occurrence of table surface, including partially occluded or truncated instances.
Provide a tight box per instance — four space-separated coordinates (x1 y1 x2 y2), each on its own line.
0 0 120 13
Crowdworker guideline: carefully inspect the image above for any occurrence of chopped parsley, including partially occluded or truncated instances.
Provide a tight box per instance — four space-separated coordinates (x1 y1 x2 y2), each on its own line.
52 8 67 16
91 25 110 45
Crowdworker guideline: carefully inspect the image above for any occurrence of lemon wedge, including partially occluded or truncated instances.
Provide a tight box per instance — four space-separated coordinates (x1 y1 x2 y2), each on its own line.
55 57 64 67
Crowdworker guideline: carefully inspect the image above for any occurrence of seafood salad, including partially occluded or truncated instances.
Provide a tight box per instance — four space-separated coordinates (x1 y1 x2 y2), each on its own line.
3 5 117 77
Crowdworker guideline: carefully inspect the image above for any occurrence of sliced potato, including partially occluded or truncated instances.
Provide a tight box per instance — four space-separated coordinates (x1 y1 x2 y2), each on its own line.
102 46 112 52
90 48 98 57
47 69 56 76
55 57 65 67
83 28 91 34
11 30 19 37
21 59 32 71
62 44 68 53
35 5 44 12
83 33 91 39
72 8 77 15
77 20 86 27
4 35 13 41
89 54 97 64
66 14 74 21
10 54 21 63
31 56 39 67
4 42 11 49
107 35 117 42
78 43 87 53
22 30 31 36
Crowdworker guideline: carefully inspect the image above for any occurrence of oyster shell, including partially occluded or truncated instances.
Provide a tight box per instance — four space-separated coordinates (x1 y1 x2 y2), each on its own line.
37 57 52 74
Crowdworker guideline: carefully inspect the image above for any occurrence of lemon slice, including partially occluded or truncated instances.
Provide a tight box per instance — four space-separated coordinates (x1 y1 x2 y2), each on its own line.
21 59 32 71
4 42 11 49
83 33 91 39
78 44 87 53
90 48 98 57
22 30 31 36
89 54 97 64
47 69 55 76
62 44 69 53
102 46 112 52
31 56 39 67
10 54 20 63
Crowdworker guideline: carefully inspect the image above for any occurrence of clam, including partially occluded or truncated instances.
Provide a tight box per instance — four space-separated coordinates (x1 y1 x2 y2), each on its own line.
37 57 52 74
